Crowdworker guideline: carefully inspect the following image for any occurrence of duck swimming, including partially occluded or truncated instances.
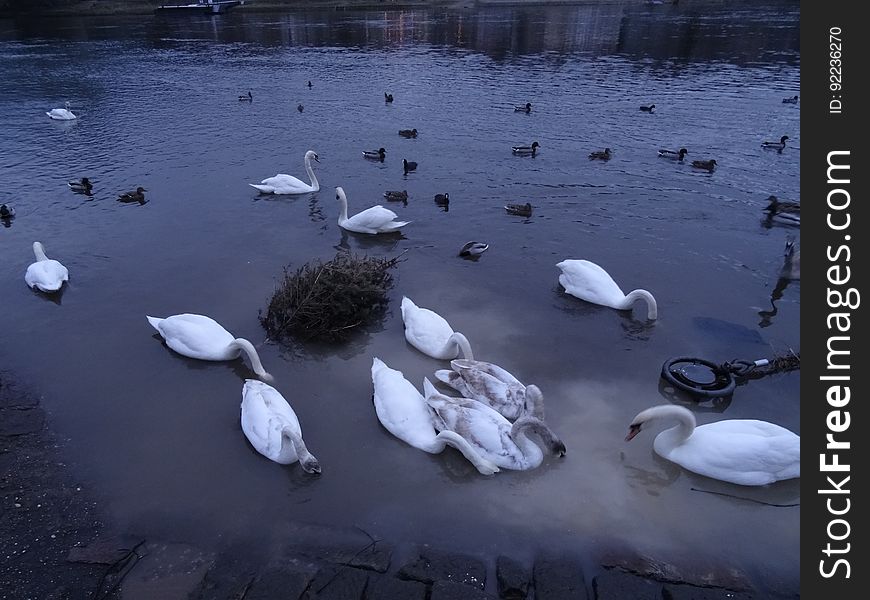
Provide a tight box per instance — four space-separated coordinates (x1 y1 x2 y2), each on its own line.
504 203 532 217
782 95 799 104
384 92 394 103
588 148 612 160
639 104 656 112
458 241 488 258
239 91 253 101
512 141 539 156
434 193 449 207
1 204 15 219
691 159 717 171
403 158 418 173
761 135 789 150
363 147 387 161
68 177 93 193
398 129 418 138
626 404 800 486
658 148 688 161
763 195 800 225
515 102 532 113
383 190 408 202
118 187 147 204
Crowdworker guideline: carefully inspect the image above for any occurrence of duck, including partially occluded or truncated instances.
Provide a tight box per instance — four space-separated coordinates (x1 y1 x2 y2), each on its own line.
383 190 408 202
398 129 418 138
458 241 488 258
515 102 532 113
307 81 312 88
25 241 69 293
146 313 273 381
781 237 800 280
691 159 717 171
763 195 800 224
761 135 789 150
504 202 532 217
250 149 320 194
658 148 688 161
117 187 147 204
240 380 320 473
239 91 253 101
400 296 474 360
557 259 658 320
403 158 418 173
511 141 539 156
434 359 542 421
588 148 612 160
782 95 799 104
425 379 566 471
639 104 656 112
46 101 77 121
625 404 800 486
335 186 409 234
371 358 498 475
297 104 304 113
363 147 386 161
384 92 394 103
433 192 449 207
68 177 93 193
0 204 15 219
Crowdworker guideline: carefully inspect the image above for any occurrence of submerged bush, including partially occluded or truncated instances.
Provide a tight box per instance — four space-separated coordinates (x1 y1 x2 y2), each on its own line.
262 252 401 343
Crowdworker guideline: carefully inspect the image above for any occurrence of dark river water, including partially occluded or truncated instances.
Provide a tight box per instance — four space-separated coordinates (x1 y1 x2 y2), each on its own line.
0 1 800 593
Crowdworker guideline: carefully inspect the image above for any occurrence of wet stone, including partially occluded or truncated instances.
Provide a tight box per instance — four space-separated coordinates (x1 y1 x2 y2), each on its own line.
593 570 661 599
364 573 427 600
305 565 369 599
193 549 258 600
496 556 530 599
297 542 392 573
120 541 215 600
0 408 44 436
66 535 144 565
397 548 486 589
533 557 588 600
430 579 497 600
248 568 313 600
663 584 757 600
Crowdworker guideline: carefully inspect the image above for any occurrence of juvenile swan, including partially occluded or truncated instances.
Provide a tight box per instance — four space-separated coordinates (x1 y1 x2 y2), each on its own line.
371 358 498 475
557 259 658 320
146 314 273 381
425 379 565 471
400 297 474 360
625 404 800 486
250 150 320 194
241 380 320 472
434 359 542 421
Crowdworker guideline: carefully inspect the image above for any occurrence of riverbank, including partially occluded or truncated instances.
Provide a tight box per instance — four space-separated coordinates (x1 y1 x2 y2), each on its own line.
0 371 795 598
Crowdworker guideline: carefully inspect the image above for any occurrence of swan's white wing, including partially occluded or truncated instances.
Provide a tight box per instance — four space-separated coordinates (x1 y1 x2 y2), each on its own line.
241 380 299 463
47 108 76 120
345 205 406 233
557 259 627 308
446 361 523 420
665 420 800 485
24 260 69 292
400 298 454 355
155 314 236 360
259 173 306 188
371 358 439 450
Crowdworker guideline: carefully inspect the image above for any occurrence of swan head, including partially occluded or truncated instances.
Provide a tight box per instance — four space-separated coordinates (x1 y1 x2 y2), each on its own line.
626 404 695 441
514 417 566 457
300 455 321 474
304 150 319 163
335 187 347 202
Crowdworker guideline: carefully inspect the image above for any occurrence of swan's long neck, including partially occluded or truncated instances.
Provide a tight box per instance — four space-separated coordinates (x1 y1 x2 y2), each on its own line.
229 338 273 381
646 405 695 445
32 242 48 262
338 193 348 224
622 289 658 320
282 426 320 473
524 385 545 420
510 417 553 469
433 431 498 475
304 156 319 191
446 332 474 360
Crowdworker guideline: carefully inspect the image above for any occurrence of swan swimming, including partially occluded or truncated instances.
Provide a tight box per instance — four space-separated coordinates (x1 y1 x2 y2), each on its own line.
46 101 77 120
240 380 320 472
625 404 800 486
146 313 273 381
25 242 69 293
557 259 658 320
425 379 565 471
400 297 474 360
335 186 409 234
434 359 543 421
249 150 320 194
371 358 498 475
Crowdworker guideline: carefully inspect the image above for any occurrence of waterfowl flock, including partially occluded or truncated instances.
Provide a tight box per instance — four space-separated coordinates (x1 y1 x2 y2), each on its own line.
17 84 799 487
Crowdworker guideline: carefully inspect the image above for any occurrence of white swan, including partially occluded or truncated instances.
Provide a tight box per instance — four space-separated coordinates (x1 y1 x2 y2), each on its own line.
146 313 273 381
557 259 658 320
625 404 800 486
371 358 498 475
46 101 77 120
424 379 565 471
335 186 409 234
240 380 320 472
434 359 542 421
25 242 69 293
400 297 473 360
249 150 320 194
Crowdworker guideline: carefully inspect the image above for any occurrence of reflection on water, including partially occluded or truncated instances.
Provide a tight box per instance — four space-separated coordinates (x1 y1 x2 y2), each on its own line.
0 1 799 594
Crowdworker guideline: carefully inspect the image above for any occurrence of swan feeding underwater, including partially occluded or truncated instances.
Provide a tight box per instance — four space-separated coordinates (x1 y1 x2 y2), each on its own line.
557 259 658 319
400 297 474 360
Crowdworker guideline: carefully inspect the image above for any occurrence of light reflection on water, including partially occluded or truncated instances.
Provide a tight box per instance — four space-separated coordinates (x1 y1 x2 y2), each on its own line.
0 1 799 593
